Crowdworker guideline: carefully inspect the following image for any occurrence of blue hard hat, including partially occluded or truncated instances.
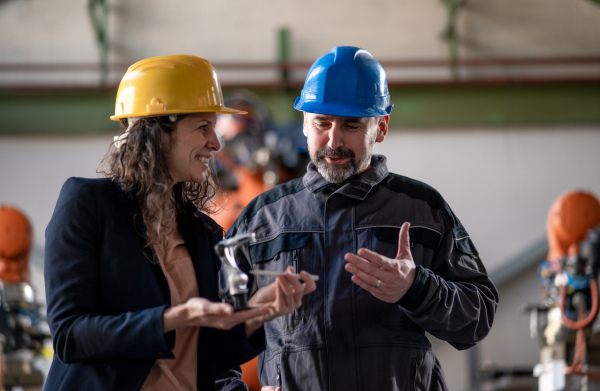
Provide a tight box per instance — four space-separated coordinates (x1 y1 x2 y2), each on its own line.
294 46 393 117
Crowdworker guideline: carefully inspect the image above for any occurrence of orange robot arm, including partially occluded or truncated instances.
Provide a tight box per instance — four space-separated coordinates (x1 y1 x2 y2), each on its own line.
546 190 600 264
0 205 32 284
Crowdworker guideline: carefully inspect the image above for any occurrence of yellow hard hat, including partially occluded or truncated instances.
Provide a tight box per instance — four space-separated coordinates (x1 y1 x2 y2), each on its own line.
110 54 246 120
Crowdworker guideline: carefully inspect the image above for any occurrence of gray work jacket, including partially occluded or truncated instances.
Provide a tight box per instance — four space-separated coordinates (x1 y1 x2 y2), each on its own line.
227 155 499 391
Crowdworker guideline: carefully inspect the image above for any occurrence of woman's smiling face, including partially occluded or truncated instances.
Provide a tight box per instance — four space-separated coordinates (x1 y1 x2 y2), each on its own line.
163 113 221 184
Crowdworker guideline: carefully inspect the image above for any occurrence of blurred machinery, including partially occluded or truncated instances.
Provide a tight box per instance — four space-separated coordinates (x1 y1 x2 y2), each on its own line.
0 205 50 391
527 190 600 391
213 89 309 230
212 89 309 391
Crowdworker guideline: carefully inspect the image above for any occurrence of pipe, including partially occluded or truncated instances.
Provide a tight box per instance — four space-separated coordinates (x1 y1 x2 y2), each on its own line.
0 56 599 91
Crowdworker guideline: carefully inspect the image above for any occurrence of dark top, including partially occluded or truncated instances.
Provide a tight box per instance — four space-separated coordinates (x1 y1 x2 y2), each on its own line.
44 177 264 391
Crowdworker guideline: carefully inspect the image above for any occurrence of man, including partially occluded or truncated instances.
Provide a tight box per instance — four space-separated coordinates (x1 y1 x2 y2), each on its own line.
227 46 499 391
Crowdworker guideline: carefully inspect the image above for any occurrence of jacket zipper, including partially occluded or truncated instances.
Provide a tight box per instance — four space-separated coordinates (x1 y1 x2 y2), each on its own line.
292 249 300 319
276 363 282 388
292 249 299 271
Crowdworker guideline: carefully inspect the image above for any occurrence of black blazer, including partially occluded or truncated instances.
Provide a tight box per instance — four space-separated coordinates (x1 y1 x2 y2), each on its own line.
44 177 262 390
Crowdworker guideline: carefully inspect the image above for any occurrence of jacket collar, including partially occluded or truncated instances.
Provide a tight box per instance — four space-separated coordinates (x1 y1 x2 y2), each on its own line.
303 154 389 200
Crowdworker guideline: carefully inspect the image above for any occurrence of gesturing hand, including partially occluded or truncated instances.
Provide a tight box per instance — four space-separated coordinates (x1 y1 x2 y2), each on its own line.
344 222 416 303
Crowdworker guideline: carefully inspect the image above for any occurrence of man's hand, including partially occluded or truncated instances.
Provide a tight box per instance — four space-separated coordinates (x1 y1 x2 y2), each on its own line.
344 222 416 303
245 266 317 335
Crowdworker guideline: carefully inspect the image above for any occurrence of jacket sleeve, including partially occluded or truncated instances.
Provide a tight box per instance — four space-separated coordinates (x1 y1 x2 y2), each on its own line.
398 205 499 351
215 368 248 391
44 178 174 363
212 328 265 391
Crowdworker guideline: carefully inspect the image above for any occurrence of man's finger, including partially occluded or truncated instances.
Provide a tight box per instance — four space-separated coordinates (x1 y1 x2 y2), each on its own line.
344 258 381 285
350 274 384 299
353 248 394 271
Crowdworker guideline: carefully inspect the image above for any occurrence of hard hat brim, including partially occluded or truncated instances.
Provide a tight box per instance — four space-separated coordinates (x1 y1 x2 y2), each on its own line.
294 100 393 118
110 107 247 121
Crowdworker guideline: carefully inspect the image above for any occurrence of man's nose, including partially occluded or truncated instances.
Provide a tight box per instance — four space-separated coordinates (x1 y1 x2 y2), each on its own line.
327 124 344 149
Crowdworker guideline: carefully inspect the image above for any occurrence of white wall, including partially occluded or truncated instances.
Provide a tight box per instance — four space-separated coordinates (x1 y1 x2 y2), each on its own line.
2 125 599 389
13 126 599 287
376 127 600 276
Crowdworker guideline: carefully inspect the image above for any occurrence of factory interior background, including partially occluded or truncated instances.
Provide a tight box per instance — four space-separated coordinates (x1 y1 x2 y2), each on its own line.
1 0 600 390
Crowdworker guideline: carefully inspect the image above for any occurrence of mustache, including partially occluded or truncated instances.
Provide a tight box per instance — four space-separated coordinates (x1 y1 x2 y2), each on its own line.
317 147 355 160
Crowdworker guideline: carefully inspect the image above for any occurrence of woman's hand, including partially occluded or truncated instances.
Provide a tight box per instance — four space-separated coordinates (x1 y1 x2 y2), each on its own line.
163 266 317 335
163 297 273 332
245 266 317 335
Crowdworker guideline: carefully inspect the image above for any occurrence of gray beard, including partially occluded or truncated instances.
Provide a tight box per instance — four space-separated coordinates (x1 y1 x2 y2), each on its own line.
315 159 358 184
309 132 377 184
312 148 373 184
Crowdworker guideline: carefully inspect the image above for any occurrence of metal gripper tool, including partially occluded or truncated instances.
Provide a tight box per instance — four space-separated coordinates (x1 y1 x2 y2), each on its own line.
214 233 256 311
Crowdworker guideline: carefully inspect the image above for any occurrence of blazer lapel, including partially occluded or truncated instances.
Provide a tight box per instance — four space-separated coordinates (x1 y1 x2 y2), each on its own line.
116 184 159 264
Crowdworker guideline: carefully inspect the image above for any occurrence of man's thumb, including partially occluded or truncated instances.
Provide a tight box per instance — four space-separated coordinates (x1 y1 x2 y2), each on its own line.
396 222 411 260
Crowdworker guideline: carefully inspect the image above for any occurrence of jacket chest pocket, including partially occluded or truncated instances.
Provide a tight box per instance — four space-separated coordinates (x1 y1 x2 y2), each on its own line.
368 225 441 268
249 232 317 335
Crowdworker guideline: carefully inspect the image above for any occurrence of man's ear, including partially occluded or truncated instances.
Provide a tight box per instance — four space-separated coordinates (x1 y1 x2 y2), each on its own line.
376 116 389 143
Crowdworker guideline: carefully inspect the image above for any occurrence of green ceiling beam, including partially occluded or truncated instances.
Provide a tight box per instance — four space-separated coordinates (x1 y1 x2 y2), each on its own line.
1 83 599 135
388 83 600 127
0 91 120 134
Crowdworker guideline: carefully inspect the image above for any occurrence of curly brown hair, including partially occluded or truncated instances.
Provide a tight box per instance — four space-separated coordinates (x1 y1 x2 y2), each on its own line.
98 115 222 256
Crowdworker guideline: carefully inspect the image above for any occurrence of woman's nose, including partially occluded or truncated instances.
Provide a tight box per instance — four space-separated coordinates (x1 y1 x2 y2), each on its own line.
207 128 221 151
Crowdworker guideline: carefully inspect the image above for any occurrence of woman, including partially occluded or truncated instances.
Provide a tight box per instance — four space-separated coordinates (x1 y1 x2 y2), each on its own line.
43 55 315 391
